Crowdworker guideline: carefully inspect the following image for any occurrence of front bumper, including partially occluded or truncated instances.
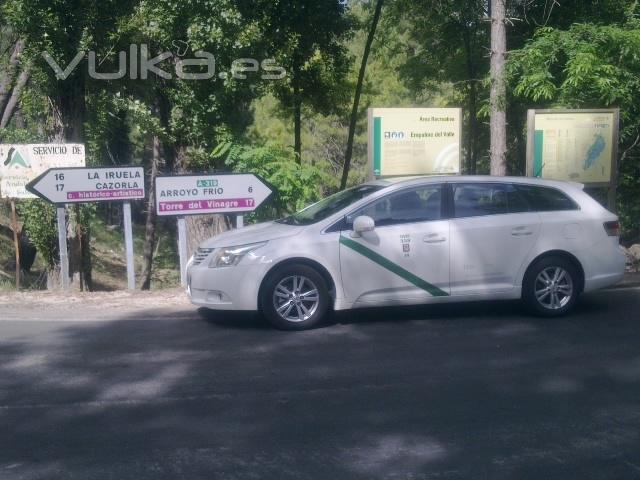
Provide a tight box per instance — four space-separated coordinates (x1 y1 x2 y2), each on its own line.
187 263 265 311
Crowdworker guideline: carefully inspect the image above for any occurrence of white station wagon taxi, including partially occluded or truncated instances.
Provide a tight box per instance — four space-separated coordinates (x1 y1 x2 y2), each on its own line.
187 176 625 330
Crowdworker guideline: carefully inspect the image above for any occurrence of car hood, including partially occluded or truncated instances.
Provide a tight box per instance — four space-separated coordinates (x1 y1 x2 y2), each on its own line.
198 221 304 249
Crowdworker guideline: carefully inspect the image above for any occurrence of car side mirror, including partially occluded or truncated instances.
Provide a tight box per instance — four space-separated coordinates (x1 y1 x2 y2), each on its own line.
351 215 375 237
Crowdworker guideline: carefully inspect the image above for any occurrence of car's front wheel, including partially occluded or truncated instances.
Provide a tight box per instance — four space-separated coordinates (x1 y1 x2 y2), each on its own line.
523 256 580 317
261 264 330 330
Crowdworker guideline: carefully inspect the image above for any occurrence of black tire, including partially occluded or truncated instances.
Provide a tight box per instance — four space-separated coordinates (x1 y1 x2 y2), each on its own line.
260 264 330 330
522 256 581 317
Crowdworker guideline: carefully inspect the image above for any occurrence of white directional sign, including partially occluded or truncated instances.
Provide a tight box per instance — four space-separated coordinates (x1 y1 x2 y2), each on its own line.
0 143 85 199
26 166 145 204
155 174 273 216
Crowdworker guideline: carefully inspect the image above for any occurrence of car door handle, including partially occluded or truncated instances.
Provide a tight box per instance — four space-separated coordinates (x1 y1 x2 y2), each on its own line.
511 227 533 236
424 234 446 243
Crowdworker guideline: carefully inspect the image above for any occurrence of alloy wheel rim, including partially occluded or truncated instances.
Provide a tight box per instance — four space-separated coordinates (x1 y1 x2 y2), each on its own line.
273 275 320 322
534 266 573 310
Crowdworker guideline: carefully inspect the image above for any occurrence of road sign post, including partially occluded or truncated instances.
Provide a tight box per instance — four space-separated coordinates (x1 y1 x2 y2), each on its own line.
177 217 188 287
155 173 273 285
122 201 135 290
27 166 145 291
10 200 20 289
56 207 69 291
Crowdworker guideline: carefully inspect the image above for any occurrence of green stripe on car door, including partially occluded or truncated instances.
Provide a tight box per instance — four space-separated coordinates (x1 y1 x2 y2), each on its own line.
339 236 449 297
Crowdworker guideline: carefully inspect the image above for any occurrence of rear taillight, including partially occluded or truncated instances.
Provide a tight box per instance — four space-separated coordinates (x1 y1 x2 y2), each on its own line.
603 220 620 237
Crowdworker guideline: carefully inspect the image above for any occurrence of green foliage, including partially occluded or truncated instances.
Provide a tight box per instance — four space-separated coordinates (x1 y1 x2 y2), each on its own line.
0 125 45 143
14 201 96 270
255 0 356 117
16 200 57 268
508 23 640 108
215 142 325 221
385 0 490 173
248 2 425 189
508 20 640 235
124 0 280 152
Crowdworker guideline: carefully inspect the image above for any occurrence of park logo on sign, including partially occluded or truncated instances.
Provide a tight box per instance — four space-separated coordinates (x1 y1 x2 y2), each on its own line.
3 148 30 169
384 131 405 139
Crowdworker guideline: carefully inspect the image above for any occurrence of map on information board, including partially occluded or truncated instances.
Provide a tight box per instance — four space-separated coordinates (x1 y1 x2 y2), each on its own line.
531 111 616 184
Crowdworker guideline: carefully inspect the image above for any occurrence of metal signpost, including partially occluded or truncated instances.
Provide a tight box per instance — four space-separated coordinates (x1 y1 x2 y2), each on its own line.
27 166 145 290
9 200 20 288
155 173 273 286
368 107 462 179
526 109 620 211
0 143 85 289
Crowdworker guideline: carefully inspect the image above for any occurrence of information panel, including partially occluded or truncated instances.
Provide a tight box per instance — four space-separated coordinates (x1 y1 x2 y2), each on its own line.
526 109 619 185
368 108 461 177
0 144 85 198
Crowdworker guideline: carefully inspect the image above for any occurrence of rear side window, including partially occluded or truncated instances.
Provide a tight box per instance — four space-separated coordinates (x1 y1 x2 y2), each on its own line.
515 185 578 212
453 183 508 218
506 186 530 213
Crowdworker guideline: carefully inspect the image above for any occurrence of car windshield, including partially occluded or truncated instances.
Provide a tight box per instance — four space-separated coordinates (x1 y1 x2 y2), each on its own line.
277 184 384 226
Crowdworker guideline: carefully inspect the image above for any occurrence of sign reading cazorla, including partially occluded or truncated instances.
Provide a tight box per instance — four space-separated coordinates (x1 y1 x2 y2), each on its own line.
26 166 145 204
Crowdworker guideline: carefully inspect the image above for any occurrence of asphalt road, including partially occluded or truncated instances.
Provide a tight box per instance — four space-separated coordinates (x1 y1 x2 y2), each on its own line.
1 288 640 480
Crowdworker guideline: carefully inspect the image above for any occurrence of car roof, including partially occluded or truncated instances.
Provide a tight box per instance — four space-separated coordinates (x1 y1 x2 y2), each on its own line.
367 175 584 191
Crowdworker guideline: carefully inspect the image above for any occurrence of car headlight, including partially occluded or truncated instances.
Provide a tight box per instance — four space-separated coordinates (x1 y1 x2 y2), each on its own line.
209 242 267 268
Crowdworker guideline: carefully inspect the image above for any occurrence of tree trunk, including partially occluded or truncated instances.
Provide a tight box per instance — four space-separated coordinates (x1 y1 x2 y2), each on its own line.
293 64 302 164
185 214 231 258
490 0 507 176
0 39 24 113
48 75 90 291
462 25 478 174
0 68 30 129
67 204 90 291
340 0 384 189
140 135 161 290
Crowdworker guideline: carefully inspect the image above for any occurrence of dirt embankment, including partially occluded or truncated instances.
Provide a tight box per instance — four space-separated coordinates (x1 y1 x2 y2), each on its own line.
0 287 191 316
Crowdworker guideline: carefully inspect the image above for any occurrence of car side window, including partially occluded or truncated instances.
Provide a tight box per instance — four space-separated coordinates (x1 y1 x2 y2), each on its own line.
348 185 443 227
453 183 508 218
515 185 578 212
506 184 530 213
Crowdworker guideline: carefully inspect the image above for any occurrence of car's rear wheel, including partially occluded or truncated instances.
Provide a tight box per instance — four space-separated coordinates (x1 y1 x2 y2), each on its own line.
523 256 580 317
261 265 330 330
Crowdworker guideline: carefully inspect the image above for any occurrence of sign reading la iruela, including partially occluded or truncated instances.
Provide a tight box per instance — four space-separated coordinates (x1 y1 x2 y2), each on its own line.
26 166 145 204
155 174 273 216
